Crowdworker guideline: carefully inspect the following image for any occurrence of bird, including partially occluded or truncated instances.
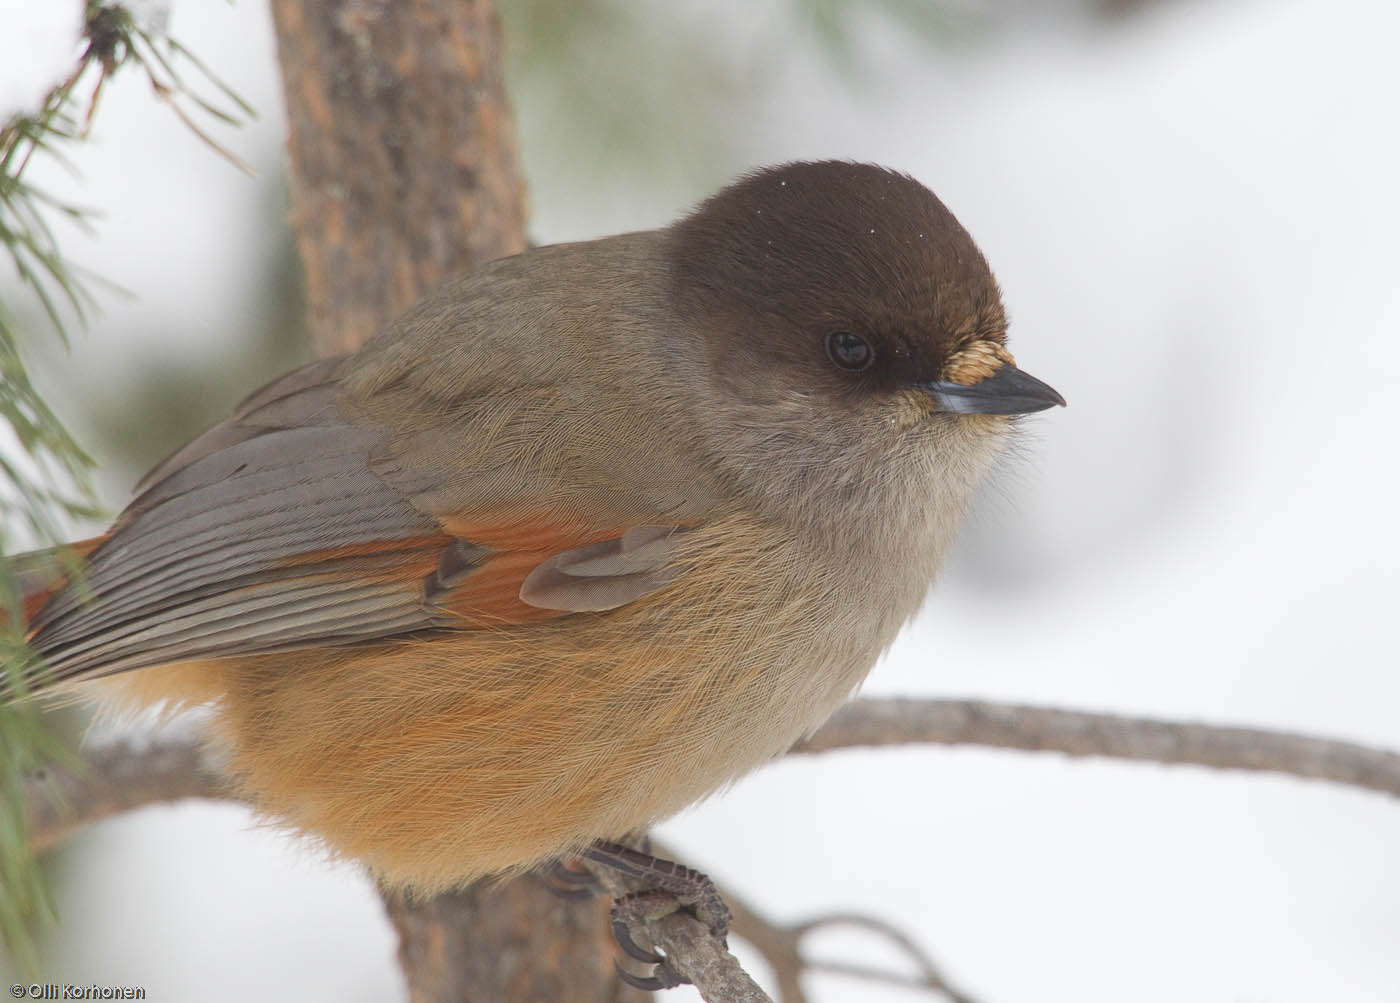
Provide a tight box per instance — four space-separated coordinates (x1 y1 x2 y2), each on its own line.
6 160 1063 900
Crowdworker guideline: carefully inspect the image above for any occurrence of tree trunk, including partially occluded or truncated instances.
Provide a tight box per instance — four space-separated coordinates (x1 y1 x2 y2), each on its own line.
270 0 529 355
267 2 640 999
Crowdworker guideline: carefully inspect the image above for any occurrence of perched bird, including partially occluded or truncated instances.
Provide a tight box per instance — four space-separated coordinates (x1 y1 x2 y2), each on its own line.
8 161 1062 895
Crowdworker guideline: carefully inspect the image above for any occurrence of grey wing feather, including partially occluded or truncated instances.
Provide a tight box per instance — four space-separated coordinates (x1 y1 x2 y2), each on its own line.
130 355 348 498
25 360 453 686
18 355 705 692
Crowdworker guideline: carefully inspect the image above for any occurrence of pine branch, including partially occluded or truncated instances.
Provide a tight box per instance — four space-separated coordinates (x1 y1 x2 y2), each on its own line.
0 1 255 970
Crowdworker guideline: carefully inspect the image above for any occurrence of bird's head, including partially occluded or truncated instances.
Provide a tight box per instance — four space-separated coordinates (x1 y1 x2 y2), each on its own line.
662 161 1063 545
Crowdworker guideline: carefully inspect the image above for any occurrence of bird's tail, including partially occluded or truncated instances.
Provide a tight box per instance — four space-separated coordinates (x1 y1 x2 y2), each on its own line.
1 535 107 697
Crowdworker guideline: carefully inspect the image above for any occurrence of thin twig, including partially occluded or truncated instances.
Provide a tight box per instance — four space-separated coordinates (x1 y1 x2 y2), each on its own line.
795 698 1400 798
30 699 1400 855
792 913 975 1003
650 909 774 1003
661 844 974 1003
719 882 805 1003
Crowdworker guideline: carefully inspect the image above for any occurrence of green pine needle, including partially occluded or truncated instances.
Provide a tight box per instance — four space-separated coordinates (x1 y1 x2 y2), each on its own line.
0 1 254 973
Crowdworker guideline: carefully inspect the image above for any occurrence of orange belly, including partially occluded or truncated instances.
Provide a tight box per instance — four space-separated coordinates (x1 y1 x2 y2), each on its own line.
94 514 872 892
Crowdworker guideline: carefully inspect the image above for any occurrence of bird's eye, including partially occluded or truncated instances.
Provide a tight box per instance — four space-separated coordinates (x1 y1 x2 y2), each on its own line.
826 331 874 372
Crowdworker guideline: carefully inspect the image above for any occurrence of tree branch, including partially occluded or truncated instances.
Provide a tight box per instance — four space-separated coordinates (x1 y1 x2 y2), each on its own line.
792 698 1400 798
379 879 638 1003
24 729 231 854
663 844 974 1003
29 697 1400 856
651 910 773 1003
26 696 1400 1002
720 886 806 1003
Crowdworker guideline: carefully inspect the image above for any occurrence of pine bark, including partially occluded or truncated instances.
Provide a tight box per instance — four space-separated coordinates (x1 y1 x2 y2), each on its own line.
267 2 640 999
270 0 529 355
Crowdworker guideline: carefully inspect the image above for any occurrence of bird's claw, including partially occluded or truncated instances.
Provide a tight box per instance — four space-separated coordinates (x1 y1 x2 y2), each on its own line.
585 840 734 990
610 900 666 964
610 885 733 990
615 960 688 992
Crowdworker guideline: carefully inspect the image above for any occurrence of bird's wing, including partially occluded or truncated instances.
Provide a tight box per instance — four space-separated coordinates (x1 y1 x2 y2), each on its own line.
19 357 710 689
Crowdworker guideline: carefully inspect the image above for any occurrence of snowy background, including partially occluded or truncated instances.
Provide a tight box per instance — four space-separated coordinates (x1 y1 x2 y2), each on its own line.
1 0 1397 1000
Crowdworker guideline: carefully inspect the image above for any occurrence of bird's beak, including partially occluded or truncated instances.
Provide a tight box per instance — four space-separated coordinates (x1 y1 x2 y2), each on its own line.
920 364 1066 415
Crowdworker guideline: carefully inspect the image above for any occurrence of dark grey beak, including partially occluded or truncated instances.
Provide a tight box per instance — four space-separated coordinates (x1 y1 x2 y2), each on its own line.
921 364 1066 415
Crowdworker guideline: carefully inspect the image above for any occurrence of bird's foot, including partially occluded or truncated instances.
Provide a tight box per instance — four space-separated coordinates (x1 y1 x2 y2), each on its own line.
585 841 732 992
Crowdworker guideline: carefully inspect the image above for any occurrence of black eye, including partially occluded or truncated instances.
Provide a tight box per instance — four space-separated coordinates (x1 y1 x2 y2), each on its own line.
826 331 874 372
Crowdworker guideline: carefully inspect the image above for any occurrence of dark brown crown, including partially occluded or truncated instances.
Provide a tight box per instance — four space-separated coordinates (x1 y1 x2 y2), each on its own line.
666 161 1007 390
